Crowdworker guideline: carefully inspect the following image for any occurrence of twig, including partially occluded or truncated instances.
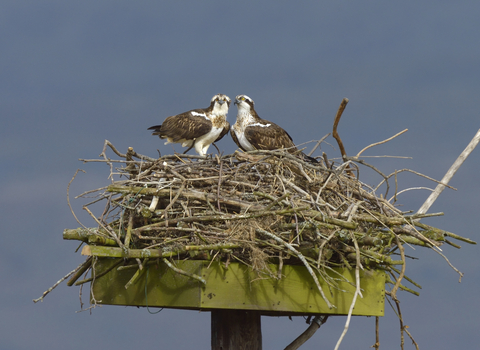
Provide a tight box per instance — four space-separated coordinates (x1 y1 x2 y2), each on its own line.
216 154 223 212
83 206 124 249
67 257 93 286
390 235 406 299
307 133 331 157
256 228 334 309
404 327 420 350
417 128 480 215
333 232 363 350
74 258 124 286
378 168 457 192
125 259 148 289
355 129 408 158
124 213 134 248
431 248 464 282
394 297 405 350
346 157 390 198
162 258 206 284
67 169 87 228
33 263 88 303
388 187 434 202
162 181 187 226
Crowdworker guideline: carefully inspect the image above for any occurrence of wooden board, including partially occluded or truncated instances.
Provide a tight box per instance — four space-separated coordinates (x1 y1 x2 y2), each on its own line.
91 258 384 316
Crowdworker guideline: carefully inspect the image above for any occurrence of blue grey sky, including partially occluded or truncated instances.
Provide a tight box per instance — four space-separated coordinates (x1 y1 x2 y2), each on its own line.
2 1 479 349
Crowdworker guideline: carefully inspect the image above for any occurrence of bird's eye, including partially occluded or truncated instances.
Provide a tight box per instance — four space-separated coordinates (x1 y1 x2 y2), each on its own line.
241 97 245 101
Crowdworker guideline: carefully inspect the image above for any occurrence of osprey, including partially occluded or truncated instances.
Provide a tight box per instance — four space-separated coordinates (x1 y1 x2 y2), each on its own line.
231 95 317 162
148 94 231 156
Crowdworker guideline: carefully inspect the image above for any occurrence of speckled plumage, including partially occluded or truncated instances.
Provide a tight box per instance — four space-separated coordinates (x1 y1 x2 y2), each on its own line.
148 94 231 156
231 95 317 163
231 95 296 152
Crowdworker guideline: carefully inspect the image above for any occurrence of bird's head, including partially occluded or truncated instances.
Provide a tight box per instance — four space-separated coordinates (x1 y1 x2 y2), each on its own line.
211 94 231 115
234 95 255 113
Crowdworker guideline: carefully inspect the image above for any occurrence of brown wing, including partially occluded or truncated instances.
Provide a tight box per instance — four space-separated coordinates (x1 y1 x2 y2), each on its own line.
230 127 248 151
215 122 231 142
244 120 297 151
148 109 212 142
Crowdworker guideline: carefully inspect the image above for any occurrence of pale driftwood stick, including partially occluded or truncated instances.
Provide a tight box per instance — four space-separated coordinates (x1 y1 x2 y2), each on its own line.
417 128 480 215
355 128 408 158
284 316 329 350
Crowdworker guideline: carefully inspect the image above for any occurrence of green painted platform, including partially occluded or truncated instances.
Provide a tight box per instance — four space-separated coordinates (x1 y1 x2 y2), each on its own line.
91 259 385 316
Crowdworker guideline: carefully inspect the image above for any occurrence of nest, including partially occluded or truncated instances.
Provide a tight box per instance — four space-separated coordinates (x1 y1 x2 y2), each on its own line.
34 99 477 348
60 140 475 306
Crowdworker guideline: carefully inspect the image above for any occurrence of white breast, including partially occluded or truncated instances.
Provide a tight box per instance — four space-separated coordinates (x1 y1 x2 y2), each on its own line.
235 129 255 151
194 126 223 156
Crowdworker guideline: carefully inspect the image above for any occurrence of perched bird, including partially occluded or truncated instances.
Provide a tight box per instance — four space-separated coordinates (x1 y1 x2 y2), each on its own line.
148 94 231 156
231 95 317 162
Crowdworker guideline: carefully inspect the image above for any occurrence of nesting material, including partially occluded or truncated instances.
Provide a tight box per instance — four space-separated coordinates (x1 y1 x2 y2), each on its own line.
62 141 475 303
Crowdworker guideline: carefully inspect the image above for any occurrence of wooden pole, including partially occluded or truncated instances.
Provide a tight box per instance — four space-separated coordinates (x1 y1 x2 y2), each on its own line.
211 310 262 350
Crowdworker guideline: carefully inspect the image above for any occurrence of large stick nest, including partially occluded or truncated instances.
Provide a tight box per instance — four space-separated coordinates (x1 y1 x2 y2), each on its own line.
64 141 475 299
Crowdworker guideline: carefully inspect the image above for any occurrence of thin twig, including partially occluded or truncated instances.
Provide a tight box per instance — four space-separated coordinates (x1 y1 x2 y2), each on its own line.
33 263 87 303
333 232 363 350
162 258 206 284
257 228 334 309
355 129 408 158
308 133 331 157
67 169 87 228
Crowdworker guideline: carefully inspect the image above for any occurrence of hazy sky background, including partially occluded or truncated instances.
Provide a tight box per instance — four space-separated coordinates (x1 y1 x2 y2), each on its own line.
2 1 479 349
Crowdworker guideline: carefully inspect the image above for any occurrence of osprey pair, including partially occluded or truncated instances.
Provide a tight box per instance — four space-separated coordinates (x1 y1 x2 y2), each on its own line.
148 94 315 161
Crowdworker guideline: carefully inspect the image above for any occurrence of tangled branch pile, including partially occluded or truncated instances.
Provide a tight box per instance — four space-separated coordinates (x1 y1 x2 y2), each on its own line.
62 141 474 301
